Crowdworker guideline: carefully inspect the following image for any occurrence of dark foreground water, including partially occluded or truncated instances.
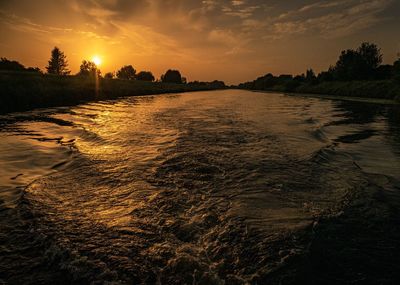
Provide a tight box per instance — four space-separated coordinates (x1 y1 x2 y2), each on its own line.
1 90 400 284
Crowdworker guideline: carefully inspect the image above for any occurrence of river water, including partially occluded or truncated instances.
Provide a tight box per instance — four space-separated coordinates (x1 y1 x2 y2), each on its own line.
0 90 400 284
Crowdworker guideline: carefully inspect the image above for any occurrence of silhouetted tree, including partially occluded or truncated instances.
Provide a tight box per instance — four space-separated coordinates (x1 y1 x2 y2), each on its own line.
278 74 293 80
357 42 382 71
116 65 136 80
293 74 306 82
78 60 101 77
333 49 365 80
46 47 70 75
394 57 400 83
306 68 317 83
26 67 42 74
104 72 114 79
208 80 226 89
317 66 335 82
0 58 25 71
135 71 154 81
375 65 393 80
161 69 183 84
237 42 395 92
333 42 383 80
0 58 42 73
188 80 226 89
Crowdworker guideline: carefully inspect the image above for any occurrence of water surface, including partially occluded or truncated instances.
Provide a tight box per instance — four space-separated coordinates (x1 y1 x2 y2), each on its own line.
1 90 400 284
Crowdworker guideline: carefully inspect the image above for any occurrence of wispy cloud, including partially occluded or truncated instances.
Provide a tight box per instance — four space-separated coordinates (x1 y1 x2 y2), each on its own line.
272 0 393 39
0 0 398 83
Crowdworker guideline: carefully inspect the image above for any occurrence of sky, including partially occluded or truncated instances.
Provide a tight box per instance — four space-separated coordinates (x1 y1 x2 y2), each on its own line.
0 0 399 84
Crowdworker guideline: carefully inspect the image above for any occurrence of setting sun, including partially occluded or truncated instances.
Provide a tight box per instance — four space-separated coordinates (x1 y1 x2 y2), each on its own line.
92 55 102 66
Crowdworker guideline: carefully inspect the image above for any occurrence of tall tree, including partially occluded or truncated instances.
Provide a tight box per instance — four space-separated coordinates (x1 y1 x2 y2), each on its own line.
46 47 70 75
333 49 365 80
333 42 383 80
116 65 136 80
78 60 101 77
357 42 383 70
305 68 316 82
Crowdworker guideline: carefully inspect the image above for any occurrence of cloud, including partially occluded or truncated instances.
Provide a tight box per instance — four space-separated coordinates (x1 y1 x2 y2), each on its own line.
0 0 398 83
0 11 72 36
232 0 245 6
272 0 393 39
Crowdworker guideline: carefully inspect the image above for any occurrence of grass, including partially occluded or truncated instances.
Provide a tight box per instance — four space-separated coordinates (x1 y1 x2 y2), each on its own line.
295 80 400 101
0 71 219 114
239 79 400 103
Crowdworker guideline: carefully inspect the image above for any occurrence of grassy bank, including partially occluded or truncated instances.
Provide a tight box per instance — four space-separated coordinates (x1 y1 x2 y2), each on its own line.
240 80 400 102
0 71 219 114
295 80 400 101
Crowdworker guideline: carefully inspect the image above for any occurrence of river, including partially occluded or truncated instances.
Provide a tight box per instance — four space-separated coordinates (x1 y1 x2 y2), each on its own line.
1 90 400 284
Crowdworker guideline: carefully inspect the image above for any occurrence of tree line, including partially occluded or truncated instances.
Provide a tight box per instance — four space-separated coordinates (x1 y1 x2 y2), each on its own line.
1 47 226 87
238 42 400 90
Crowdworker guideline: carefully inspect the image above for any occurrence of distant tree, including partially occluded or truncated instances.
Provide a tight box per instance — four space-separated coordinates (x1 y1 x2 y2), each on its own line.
161 69 183 84
116 65 136 80
305 68 317 83
375 65 393 80
0 58 42 73
208 80 226 89
46 47 70 75
135 71 154 81
278 74 293 80
293 74 306 82
104 72 114 79
393 57 400 83
0 57 26 71
236 42 390 90
78 60 101 77
317 71 333 82
333 49 366 80
26 67 42 74
332 42 383 80
357 42 382 71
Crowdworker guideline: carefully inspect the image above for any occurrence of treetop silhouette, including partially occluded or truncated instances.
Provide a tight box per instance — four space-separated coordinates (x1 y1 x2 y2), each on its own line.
161 69 183 84
46 47 70 75
116 65 136 80
136 71 155 82
78 60 101 77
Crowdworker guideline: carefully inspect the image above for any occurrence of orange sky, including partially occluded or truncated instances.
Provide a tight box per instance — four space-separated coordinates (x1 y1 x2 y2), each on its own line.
1 0 399 84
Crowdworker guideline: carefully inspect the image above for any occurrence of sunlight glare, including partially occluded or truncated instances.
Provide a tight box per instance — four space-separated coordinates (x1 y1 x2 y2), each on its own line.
92 55 102 66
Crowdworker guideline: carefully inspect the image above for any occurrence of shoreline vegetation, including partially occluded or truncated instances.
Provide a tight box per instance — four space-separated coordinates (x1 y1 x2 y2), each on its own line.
0 71 225 114
237 42 400 102
0 47 227 114
247 80 400 104
2 42 400 114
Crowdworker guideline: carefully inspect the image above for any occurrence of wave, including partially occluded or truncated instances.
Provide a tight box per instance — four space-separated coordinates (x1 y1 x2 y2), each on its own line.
1 90 400 284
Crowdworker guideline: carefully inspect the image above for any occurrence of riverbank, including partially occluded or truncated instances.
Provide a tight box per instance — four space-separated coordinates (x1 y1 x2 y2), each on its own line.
296 80 400 101
255 90 399 105
290 93 399 105
239 80 400 102
0 71 221 114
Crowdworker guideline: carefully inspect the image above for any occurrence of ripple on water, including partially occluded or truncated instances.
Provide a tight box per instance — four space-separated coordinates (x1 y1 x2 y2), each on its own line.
1 90 400 284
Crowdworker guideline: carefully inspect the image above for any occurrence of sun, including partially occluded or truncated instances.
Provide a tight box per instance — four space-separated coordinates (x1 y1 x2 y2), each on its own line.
92 55 102 66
